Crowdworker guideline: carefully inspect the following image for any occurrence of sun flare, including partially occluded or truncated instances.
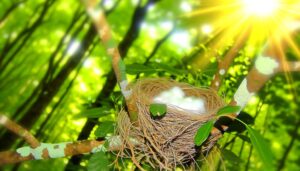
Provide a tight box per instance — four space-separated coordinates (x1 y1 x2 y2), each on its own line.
242 0 280 17
184 0 300 68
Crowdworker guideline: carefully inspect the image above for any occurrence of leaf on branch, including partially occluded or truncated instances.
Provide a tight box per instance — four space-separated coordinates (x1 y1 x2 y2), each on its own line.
148 62 187 75
126 63 156 75
94 121 115 138
216 105 241 116
194 120 214 146
237 134 251 143
88 151 109 171
74 107 111 119
149 103 167 117
126 62 188 76
247 127 275 170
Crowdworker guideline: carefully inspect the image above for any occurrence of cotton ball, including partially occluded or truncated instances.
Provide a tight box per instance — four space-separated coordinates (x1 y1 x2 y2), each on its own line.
170 87 185 98
154 86 185 104
153 86 206 115
154 92 170 103
179 97 193 110
176 97 206 114
193 98 206 114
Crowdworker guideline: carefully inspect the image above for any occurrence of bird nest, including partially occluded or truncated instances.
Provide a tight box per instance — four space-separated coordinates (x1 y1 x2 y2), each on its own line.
116 78 224 170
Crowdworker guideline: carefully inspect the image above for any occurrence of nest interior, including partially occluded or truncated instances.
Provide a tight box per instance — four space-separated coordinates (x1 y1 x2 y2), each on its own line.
117 78 224 169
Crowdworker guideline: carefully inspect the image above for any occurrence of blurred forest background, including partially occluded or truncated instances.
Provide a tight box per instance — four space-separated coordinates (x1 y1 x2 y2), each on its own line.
0 0 300 170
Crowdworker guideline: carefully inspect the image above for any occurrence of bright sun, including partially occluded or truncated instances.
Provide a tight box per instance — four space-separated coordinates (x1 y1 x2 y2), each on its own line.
184 0 300 68
243 0 280 17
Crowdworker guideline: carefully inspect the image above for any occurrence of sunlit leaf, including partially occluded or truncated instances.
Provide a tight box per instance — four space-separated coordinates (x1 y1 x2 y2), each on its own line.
74 107 111 118
87 151 109 171
149 103 167 117
217 105 241 116
148 62 187 75
247 127 275 170
194 120 214 146
94 121 115 138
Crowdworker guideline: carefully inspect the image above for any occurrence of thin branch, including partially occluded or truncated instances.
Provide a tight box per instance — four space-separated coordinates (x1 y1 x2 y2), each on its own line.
144 27 175 64
277 119 300 171
281 61 300 72
135 26 175 80
0 113 123 166
0 114 39 148
210 26 251 90
83 0 130 98
0 139 105 165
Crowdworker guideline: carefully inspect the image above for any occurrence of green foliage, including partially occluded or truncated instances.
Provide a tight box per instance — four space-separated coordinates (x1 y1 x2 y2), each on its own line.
148 62 187 75
194 120 214 146
74 107 111 118
94 122 115 138
1 0 299 170
126 63 156 75
126 62 187 76
237 134 251 143
217 105 241 116
233 117 275 170
88 151 109 171
149 103 167 117
221 149 243 165
246 126 275 170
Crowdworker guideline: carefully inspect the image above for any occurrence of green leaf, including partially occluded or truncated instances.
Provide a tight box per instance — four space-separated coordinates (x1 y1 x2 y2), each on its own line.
87 151 109 171
126 63 156 75
216 105 241 116
149 103 167 117
247 127 275 170
94 121 115 138
221 149 243 164
237 134 251 143
194 120 214 146
149 62 187 75
74 107 111 119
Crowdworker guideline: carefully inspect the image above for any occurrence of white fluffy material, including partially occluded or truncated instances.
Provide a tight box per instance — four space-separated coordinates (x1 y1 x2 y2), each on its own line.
153 86 206 114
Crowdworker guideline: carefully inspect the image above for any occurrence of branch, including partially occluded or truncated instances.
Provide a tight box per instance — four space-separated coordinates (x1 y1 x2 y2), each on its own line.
0 114 39 148
210 26 251 90
212 35 300 137
144 26 175 64
83 0 131 99
0 112 125 166
229 36 296 111
0 133 125 166
281 61 300 72
0 140 104 165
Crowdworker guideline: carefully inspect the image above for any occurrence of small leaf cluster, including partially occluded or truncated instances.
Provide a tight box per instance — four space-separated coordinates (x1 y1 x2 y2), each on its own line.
194 105 275 170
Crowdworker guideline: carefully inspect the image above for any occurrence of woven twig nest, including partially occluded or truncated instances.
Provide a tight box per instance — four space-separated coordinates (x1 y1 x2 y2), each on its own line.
117 78 224 169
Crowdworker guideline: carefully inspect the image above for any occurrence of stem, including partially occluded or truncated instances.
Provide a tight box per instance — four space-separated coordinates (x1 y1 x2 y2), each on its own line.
0 114 40 148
